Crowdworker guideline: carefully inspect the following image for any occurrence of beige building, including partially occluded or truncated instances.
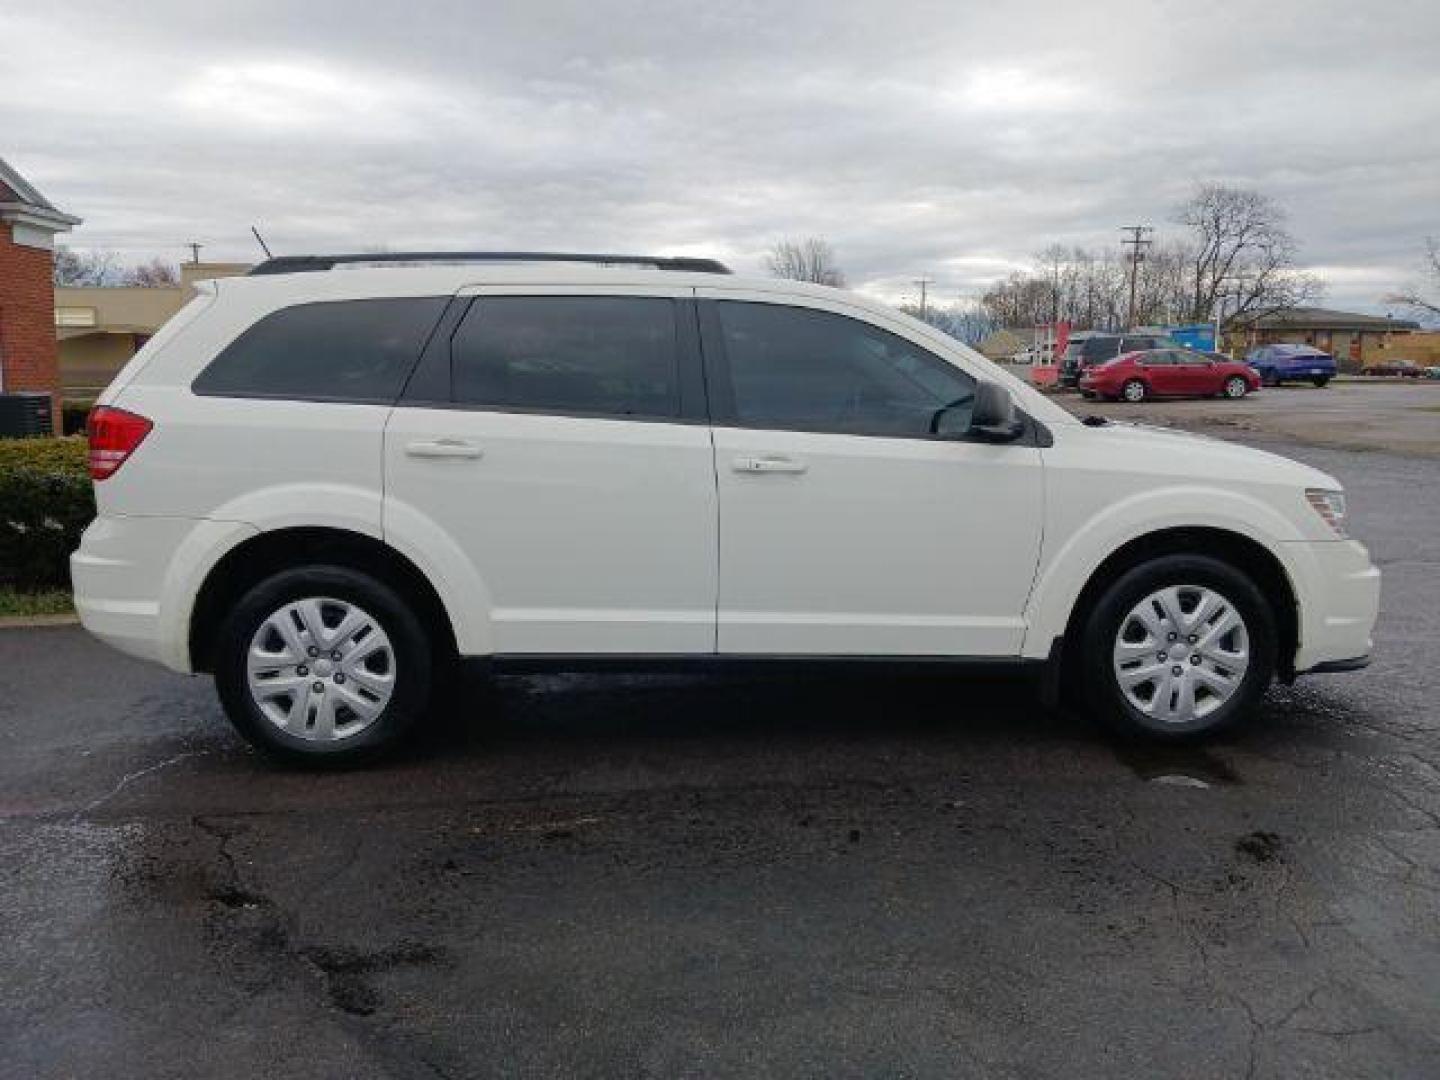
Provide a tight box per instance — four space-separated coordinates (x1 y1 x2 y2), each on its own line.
56 262 249 398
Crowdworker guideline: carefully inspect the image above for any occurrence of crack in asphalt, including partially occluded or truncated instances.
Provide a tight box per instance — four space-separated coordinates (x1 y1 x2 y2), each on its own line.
190 812 457 1078
69 749 210 822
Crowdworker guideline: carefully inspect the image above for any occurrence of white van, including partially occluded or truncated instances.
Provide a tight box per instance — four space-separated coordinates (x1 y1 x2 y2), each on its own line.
72 253 1379 762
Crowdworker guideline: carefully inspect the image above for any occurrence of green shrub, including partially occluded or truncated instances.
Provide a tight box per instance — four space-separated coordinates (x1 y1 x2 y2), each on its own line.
0 437 94 591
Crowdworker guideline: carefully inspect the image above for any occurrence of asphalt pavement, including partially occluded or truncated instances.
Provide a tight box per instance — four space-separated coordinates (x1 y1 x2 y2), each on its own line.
2 435 1438 1079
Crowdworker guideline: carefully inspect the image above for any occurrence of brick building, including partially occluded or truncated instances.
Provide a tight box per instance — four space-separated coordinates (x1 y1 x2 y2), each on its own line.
0 157 80 430
1228 306 1420 372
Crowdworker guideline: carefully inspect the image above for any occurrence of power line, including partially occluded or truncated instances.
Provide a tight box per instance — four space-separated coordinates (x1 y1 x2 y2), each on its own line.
1120 225 1153 329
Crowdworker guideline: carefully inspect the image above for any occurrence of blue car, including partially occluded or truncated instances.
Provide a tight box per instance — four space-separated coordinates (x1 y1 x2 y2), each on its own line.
1246 344 1337 387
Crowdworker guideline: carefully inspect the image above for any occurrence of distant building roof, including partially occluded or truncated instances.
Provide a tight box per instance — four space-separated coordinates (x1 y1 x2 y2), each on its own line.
978 328 1026 357
1234 306 1419 332
0 155 81 233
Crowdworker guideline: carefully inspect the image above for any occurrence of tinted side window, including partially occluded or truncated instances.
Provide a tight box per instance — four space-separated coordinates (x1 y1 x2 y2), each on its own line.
193 298 446 402
715 302 975 437
452 297 680 419
1083 338 1122 361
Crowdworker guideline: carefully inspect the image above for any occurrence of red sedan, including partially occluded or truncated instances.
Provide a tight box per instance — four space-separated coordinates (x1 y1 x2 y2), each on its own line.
1079 348 1261 402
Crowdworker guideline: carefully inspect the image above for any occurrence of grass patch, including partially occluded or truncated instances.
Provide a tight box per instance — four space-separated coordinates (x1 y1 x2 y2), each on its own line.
0 588 75 618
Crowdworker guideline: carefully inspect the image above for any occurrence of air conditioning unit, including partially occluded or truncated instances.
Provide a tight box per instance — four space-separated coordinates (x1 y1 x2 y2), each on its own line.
0 392 55 437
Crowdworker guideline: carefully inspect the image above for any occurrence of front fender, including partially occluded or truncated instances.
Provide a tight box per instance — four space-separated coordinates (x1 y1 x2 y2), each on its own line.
1022 484 1306 658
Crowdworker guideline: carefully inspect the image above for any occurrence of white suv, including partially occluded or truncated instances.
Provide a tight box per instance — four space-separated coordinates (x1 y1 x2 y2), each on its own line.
72 252 1380 762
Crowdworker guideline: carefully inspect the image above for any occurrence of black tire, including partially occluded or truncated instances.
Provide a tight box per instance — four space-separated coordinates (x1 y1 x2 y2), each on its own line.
1312 376 1330 388
1077 554 1276 740
1223 376 1248 399
214 565 434 765
1121 379 1148 403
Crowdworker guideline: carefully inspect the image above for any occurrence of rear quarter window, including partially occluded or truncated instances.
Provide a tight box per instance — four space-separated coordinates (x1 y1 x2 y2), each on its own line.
192 297 447 403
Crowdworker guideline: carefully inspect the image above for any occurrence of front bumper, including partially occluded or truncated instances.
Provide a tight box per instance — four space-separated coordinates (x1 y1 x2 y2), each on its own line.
1307 655 1371 674
1285 538 1381 674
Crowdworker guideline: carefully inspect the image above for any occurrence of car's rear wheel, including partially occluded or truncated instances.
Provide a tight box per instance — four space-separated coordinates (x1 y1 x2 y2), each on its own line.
1121 379 1147 402
1078 554 1276 740
1223 376 1248 399
214 565 433 764
1312 376 1330 388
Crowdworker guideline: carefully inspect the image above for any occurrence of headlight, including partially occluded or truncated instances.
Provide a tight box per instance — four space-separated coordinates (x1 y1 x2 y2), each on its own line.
1306 488 1348 538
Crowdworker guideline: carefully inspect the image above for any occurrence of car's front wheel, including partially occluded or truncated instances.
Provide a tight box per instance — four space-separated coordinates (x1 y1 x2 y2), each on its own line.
1121 379 1148 402
1312 376 1330 388
1223 376 1249 399
1078 554 1276 739
213 565 434 764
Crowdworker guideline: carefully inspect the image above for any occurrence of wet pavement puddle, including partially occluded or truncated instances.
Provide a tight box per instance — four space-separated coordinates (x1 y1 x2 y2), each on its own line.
1107 740 1241 788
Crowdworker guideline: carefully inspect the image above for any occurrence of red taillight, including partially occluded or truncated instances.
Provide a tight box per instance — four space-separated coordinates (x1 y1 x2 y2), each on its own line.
87 406 153 480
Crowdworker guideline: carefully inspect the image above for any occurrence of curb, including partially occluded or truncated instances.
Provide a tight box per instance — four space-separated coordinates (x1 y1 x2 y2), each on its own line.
0 613 81 630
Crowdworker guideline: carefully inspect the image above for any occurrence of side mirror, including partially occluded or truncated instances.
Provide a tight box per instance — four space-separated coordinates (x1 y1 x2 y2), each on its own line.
933 380 1025 442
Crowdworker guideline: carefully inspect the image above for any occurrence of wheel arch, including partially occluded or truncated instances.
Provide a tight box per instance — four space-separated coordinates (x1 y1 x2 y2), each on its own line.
189 526 459 674
1053 526 1300 686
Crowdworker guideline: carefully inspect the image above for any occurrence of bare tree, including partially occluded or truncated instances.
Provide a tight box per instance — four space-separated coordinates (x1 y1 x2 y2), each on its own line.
53 247 123 287
123 257 181 287
976 185 1322 331
1385 237 1440 321
898 297 998 346
1173 183 1322 322
765 237 846 287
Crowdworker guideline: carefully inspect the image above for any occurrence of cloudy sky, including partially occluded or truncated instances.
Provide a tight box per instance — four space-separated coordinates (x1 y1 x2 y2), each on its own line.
3 0 1437 312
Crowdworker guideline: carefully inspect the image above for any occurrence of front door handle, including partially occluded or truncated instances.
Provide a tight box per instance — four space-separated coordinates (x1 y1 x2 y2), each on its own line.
405 438 483 460
732 455 808 475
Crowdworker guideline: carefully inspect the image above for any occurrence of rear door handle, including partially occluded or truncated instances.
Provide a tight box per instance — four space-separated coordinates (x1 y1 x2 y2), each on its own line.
731 455 808 475
405 438 483 460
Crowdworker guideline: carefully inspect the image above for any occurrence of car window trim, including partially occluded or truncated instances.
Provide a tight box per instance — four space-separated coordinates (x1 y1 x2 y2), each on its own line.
397 293 710 425
193 295 453 405
696 298 1048 447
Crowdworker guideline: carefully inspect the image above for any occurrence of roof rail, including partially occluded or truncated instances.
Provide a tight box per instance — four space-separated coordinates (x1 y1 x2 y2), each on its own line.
247 251 732 276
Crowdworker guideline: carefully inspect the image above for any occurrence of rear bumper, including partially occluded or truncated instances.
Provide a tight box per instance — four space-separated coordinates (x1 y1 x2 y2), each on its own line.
71 514 258 673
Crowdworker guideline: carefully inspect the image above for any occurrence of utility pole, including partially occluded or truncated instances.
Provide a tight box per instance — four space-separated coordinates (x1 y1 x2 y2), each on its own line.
1120 225 1153 329
913 278 933 319
186 242 202 264
1213 274 1250 356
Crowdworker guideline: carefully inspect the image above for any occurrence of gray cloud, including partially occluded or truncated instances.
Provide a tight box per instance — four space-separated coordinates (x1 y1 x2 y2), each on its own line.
4 0 1437 312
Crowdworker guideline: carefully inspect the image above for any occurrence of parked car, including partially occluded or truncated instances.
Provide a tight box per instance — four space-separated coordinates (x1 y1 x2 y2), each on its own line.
1425 366 1440 380
1079 348 1261 402
72 251 1379 762
1245 345 1337 387
1361 358 1425 378
1059 332 1171 387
